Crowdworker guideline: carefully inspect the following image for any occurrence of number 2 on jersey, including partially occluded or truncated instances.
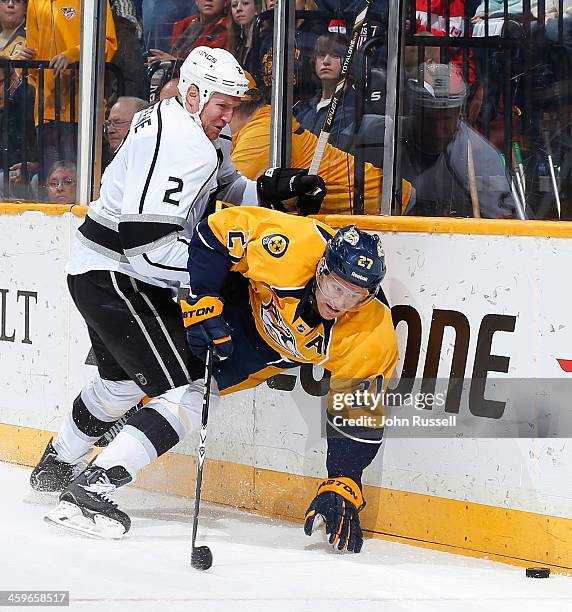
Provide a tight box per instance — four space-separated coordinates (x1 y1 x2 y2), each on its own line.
163 177 183 206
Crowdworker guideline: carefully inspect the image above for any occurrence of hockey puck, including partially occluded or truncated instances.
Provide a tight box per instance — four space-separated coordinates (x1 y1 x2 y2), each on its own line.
191 545 213 571
526 567 550 579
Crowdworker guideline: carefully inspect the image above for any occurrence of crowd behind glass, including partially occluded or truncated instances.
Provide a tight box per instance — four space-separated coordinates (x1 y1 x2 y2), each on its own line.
1 0 571 219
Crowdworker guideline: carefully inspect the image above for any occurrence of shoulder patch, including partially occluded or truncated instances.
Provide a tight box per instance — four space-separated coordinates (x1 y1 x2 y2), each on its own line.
61 7 77 20
262 233 289 258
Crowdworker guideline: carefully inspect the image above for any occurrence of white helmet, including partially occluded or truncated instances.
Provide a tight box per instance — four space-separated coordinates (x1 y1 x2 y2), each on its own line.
178 47 250 116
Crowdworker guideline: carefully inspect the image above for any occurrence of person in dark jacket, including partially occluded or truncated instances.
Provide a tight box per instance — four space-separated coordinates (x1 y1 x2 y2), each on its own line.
0 66 37 200
294 31 356 149
141 0 192 52
257 0 327 103
110 0 147 99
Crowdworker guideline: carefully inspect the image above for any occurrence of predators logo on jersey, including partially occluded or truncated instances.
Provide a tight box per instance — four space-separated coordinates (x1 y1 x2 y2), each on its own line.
260 299 305 360
61 7 78 20
262 234 289 258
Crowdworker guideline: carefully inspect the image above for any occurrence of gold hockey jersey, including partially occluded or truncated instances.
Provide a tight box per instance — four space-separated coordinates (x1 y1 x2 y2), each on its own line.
192 206 399 407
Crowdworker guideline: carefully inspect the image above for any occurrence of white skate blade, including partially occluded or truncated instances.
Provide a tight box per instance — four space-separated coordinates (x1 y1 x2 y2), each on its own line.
44 501 126 540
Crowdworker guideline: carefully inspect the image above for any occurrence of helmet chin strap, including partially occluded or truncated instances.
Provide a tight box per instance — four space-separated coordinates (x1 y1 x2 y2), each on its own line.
189 108 203 128
180 88 209 130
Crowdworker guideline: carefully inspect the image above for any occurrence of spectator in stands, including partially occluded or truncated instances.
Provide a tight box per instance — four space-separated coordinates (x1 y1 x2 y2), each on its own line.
111 0 142 37
404 32 441 77
0 65 36 199
227 0 261 74
147 0 229 63
141 0 192 53
104 96 149 155
294 32 355 148
537 1 572 51
229 73 415 213
404 64 517 216
315 0 388 22
170 0 228 55
0 0 26 58
258 0 326 102
414 0 476 84
472 0 524 20
339 63 517 217
19 0 117 185
110 0 146 99
46 160 76 203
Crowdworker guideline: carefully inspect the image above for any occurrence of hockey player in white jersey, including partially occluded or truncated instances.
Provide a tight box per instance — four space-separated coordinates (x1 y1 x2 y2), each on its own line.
30 47 326 536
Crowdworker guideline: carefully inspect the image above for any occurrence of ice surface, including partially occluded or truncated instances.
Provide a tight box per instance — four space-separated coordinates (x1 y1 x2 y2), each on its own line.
3 461 572 612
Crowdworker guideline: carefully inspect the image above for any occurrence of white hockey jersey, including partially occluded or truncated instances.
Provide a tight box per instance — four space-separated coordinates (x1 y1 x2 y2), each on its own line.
67 97 258 289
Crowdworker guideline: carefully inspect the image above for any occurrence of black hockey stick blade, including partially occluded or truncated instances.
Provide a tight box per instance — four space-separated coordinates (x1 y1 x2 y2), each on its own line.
191 545 213 571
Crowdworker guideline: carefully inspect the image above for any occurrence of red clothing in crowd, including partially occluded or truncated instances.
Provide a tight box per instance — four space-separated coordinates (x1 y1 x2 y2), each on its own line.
171 14 229 58
415 0 476 83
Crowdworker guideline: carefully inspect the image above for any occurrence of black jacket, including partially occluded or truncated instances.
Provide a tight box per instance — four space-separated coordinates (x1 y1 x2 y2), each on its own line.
0 81 37 170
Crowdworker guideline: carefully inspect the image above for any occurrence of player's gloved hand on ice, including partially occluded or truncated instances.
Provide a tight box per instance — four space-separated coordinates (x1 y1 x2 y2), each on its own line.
256 167 326 215
181 295 233 362
304 476 365 553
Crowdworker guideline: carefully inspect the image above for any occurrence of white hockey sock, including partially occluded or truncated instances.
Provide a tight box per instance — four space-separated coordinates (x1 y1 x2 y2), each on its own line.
92 383 220 481
53 412 98 464
94 426 154 481
53 377 145 465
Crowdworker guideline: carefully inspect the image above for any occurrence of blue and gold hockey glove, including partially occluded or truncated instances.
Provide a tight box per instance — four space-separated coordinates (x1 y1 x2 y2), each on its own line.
181 296 233 362
304 477 365 553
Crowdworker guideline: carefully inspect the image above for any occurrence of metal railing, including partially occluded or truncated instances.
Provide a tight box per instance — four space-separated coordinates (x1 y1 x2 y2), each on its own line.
0 59 124 201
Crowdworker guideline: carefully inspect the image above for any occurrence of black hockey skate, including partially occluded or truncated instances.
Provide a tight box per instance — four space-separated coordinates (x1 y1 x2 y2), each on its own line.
30 439 76 492
44 465 132 539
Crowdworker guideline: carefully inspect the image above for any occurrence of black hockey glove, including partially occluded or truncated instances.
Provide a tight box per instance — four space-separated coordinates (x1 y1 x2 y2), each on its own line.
256 167 326 215
181 296 232 362
304 477 365 553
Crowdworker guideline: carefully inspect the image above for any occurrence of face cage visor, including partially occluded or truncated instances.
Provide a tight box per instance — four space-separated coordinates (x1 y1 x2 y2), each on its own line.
315 259 378 312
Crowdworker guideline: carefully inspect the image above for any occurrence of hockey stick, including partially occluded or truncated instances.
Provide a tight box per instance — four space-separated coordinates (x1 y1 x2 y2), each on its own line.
308 0 371 176
467 140 481 218
543 131 561 219
190 345 214 571
94 402 143 447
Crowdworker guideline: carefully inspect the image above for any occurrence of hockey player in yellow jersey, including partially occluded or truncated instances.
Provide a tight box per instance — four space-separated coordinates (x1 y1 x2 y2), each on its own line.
45 206 398 552
181 206 398 397
181 206 398 554
229 74 415 215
